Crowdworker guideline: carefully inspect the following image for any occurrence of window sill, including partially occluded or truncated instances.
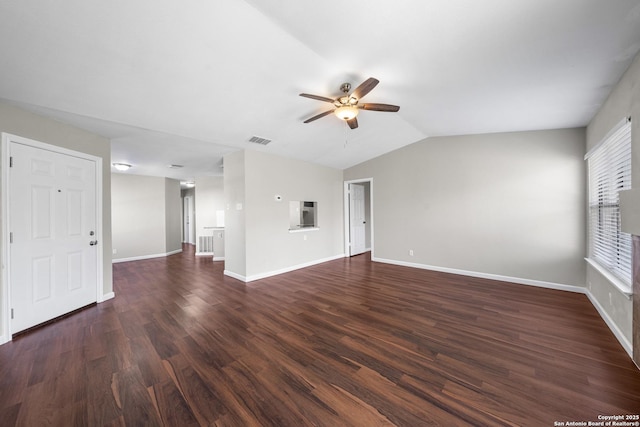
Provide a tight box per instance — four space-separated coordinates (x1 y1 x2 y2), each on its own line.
585 258 633 298
288 227 319 233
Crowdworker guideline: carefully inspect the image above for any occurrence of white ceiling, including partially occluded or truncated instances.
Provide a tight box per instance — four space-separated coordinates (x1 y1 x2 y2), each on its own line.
1 0 640 182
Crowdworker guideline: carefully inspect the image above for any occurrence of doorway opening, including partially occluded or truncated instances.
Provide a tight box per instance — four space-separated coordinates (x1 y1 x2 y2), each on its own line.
182 194 195 246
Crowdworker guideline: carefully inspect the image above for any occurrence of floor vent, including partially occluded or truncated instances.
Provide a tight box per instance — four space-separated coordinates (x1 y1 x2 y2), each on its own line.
249 136 272 145
199 235 214 253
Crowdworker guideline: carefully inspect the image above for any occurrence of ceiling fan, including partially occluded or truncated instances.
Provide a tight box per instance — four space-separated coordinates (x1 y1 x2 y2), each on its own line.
300 77 400 129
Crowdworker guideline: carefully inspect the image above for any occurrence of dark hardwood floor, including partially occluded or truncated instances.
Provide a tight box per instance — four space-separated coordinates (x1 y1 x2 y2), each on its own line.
1 245 639 426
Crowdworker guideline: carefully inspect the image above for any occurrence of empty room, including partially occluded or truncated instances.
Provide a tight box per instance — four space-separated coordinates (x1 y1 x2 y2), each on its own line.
1 1 640 426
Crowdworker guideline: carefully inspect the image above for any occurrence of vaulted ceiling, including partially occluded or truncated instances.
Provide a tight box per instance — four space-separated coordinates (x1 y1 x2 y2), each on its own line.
1 0 640 181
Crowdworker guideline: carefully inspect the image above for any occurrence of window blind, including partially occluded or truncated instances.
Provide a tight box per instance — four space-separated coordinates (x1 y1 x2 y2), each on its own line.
586 117 632 287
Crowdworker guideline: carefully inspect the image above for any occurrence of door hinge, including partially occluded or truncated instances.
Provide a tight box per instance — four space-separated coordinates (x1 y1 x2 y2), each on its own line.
11 308 14 319
9 232 13 243
9 156 13 167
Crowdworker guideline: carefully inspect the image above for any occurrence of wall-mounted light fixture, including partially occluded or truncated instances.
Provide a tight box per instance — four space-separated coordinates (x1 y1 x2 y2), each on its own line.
112 163 131 171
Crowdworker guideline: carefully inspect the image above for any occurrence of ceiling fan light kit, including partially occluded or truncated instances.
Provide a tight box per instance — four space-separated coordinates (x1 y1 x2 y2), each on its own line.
334 105 359 120
300 77 400 129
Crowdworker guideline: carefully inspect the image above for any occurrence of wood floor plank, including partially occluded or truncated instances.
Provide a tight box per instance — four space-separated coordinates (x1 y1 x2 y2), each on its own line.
1 245 639 426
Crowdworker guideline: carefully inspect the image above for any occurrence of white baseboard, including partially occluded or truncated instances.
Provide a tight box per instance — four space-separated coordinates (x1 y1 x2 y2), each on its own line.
112 248 183 264
224 254 345 283
98 292 115 303
223 270 246 282
585 292 633 357
373 257 586 293
195 252 224 261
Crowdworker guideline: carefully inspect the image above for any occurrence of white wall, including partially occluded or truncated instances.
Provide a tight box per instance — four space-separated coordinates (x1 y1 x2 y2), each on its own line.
195 176 224 253
345 128 586 287
586 51 640 346
111 173 182 261
0 101 113 340
224 151 246 277
224 150 344 281
165 178 182 254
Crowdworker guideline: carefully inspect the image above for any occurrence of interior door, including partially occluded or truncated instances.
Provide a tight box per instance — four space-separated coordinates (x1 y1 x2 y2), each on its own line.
9 141 98 334
349 183 366 256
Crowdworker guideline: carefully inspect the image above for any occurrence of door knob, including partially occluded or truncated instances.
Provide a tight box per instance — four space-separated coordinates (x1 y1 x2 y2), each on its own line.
89 240 98 246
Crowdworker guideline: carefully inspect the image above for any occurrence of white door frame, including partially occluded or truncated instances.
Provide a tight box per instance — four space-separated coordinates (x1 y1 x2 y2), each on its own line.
343 178 373 257
1 133 104 344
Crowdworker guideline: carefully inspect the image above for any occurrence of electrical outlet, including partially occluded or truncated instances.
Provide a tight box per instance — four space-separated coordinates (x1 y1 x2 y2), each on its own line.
304 235 307 241
113 249 117 255
409 249 414 256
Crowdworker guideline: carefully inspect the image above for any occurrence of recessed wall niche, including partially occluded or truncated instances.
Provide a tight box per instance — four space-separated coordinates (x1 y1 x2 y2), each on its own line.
289 201 317 230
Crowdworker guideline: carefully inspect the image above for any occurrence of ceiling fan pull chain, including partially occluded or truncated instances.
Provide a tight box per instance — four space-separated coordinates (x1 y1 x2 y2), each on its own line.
344 121 348 148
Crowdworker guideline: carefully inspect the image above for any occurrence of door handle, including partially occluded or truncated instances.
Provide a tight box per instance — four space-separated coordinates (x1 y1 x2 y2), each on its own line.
89 240 98 246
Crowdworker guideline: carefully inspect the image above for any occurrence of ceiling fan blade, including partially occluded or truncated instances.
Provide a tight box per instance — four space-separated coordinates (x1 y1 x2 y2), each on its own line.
351 77 379 100
303 109 335 123
360 103 400 112
299 93 336 104
347 117 358 129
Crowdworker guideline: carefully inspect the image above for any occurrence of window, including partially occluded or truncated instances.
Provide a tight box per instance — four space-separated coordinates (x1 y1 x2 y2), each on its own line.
585 117 632 289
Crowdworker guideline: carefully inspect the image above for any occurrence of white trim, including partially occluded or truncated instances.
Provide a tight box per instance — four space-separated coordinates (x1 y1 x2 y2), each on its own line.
373 257 587 293
97 292 115 303
223 270 247 282
95 155 105 305
1 135 10 343
344 178 374 258
585 257 632 297
585 291 632 357
225 254 345 283
194 252 225 261
288 227 319 233
1 133 104 344
112 248 183 263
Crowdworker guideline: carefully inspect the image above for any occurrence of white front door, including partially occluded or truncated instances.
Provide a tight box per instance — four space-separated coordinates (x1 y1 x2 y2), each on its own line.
9 141 98 333
349 183 366 256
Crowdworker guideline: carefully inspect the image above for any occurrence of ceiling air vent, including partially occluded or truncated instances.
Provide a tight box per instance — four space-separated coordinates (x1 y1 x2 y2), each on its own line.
248 136 272 145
